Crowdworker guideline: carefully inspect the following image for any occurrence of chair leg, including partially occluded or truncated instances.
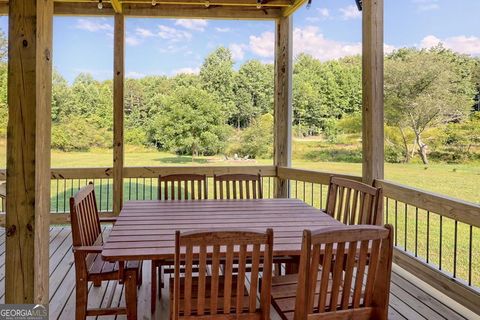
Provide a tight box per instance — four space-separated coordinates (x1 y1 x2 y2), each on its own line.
75 279 88 320
125 270 138 320
151 262 157 313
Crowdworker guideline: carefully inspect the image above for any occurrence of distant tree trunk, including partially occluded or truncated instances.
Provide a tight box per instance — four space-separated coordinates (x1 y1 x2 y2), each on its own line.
398 127 410 163
415 132 429 165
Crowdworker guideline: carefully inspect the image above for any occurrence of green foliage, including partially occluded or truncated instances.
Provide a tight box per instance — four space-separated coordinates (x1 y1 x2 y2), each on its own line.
51 117 112 151
229 114 273 159
148 87 230 156
200 47 236 119
385 47 476 164
336 113 362 134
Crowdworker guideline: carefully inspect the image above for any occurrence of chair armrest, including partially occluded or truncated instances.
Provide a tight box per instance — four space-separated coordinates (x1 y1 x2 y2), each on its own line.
99 217 118 224
73 245 103 253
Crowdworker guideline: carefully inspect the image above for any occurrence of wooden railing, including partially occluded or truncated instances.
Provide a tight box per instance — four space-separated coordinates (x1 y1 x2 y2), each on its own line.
374 179 480 314
1 165 479 313
0 165 277 223
277 166 480 314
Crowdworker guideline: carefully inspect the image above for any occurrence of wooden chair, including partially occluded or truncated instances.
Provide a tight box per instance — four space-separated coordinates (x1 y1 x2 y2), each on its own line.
158 174 208 200
271 225 393 320
213 173 263 199
70 183 142 320
326 176 384 226
171 229 274 319
152 174 208 313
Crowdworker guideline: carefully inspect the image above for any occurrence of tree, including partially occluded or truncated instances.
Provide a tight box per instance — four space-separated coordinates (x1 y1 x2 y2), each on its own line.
234 114 273 159
385 47 475 164
148 87 230 157
200 47 235 120
232 60 274 128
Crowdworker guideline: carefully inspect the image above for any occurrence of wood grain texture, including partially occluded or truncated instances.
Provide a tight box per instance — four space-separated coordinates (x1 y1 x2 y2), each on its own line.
113 13 125 216
375 179 480 227
6 0 53 304
274 16 293 199
102 199 342 261
362 0 384 184
277 167 362 185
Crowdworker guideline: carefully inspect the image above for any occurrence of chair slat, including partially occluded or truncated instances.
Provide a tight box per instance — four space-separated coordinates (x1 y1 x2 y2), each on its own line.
271 225 393 320
213 174 263 200
210 244 220 315
326 176 383 226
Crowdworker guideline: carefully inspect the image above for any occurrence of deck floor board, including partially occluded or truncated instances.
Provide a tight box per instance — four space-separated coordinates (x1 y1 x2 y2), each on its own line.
0 227 472 320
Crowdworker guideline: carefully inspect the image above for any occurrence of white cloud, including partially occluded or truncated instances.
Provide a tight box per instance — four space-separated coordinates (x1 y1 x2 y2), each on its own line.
175 19 208 31
75 19 113 33
412 0 439 12
306 8 331 22
384 44 396 54
157 25 192 42
339 5 361 20
318 8 330 18
249 32 275 58
420 35 480 56
126 71 146 79
229 43 246 61
173 67 200 75
136 27 155 38
215 27 231 33
294 26 362 60
126 36 141 46
243 27 395 61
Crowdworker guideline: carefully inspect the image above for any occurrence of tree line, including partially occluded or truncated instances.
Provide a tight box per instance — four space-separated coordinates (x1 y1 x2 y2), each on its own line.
0 30 478 164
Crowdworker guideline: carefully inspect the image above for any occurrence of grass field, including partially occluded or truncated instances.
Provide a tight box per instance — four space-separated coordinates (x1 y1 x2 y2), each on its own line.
0 139 479 287
0 139 478 203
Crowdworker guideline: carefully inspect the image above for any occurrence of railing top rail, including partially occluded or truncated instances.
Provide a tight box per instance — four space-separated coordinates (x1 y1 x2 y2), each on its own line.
375 179 480 228
277 166 362 185
0 165 277 180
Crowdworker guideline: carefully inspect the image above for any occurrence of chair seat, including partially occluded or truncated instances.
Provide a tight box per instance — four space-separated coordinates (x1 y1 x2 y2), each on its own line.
271 272 352 320
87 253 141 280
169 275 250 316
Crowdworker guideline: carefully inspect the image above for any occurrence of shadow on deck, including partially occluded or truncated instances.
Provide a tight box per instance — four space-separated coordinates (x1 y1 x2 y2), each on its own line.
0 226 476 320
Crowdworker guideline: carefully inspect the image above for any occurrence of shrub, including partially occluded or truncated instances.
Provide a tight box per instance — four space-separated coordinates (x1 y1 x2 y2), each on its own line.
52 117 111 151
337 113 362 134
230 114 273 159
125 127 148 146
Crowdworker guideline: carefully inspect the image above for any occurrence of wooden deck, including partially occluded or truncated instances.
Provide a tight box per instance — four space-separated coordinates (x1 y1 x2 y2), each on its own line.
0 226 475 320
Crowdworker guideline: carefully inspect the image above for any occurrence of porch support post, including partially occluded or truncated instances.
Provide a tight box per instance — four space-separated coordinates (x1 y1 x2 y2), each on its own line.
113 13 125 215
273 16 293 198
6 0 53 304
362 0 384 184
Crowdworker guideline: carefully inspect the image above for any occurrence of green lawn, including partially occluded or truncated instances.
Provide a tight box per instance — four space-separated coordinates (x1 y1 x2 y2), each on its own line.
0 141 479 287
0 140 478 203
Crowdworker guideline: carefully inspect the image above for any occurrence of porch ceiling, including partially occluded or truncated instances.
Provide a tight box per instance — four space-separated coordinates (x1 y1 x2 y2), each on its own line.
0 0 307 19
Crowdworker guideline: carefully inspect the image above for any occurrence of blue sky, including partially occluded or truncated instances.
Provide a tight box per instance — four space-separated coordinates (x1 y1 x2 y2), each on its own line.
0 0 478 82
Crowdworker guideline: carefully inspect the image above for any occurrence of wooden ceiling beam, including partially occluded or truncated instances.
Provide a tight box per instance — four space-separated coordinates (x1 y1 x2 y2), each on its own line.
281 0 306 16
123 0 292 7
111 0 122 13
53 2 281 19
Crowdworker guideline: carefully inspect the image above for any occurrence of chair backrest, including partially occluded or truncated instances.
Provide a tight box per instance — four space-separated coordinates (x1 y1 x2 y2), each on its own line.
69 183 102 248
213 174 263 200
294 225 393 320
325 176 383 226
173 229 273 320
158 174 208 200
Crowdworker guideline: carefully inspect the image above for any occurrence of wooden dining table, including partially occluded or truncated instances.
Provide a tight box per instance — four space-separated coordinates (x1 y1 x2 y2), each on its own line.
102 198 343 262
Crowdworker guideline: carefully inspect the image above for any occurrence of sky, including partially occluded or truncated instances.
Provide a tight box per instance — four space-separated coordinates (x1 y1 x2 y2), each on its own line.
0 0 478 83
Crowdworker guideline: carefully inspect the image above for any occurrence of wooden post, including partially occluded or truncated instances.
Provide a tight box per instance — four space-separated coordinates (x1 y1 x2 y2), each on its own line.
113 14 125 215
273 16 293 198
362 0 384 184
6 0 53 304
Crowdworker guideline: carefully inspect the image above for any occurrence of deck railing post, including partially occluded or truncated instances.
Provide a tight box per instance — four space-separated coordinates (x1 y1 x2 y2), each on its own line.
274 15 293 198
362 0 385 185
6 0 53 304
113 13 125 215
